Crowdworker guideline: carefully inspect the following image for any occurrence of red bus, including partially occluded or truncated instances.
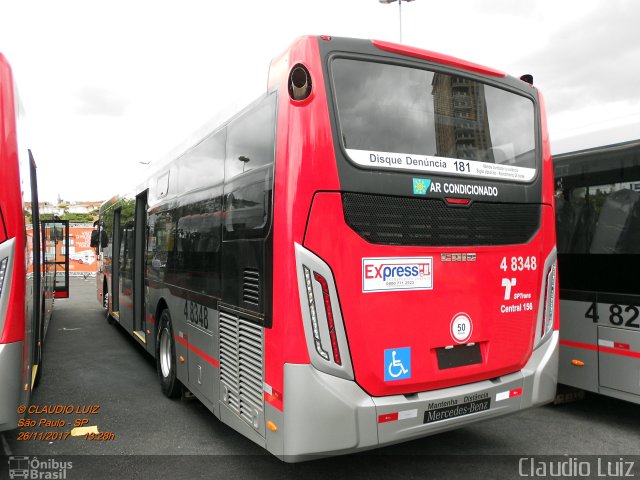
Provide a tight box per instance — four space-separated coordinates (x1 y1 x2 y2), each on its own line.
0 53 69 432
96 36 558 461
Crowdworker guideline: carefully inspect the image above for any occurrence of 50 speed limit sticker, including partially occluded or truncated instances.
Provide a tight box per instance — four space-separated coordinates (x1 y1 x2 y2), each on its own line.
450 313 473 343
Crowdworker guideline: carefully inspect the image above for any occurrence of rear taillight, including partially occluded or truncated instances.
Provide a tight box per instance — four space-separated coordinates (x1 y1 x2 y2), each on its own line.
313 272 342 365
295 243 354 380
303 265 330 361
540 262 557 342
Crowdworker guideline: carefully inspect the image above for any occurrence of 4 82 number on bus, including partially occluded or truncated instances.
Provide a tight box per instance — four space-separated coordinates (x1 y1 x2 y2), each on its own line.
184 300 209 330
585 302 639 328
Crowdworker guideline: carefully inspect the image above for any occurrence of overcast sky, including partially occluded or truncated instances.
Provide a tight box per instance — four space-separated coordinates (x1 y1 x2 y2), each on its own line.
1 0 639 203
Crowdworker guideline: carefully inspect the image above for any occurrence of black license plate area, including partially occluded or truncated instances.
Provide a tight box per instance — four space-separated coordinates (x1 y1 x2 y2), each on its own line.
436 343 482 370
423 397 491 424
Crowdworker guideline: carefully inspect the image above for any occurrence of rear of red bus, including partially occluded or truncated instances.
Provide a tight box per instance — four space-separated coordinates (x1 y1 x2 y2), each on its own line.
264 37 558 461
0 53 31 432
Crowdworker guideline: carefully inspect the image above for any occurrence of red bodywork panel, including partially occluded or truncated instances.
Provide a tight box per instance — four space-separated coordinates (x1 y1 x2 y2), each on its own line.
266 37 342 410
538 91 560 332
304 194 556 396
0 53 26 345
372 39 505 78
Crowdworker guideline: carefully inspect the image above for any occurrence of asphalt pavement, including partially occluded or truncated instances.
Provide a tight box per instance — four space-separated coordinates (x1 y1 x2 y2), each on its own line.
1 277 639 479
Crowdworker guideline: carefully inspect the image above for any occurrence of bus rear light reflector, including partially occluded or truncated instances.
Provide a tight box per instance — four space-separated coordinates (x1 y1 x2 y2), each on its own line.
0 257 8 297
378 412 399 423
445 197 471 206
313 271 342 365
303 265 330 361
496 388 523 402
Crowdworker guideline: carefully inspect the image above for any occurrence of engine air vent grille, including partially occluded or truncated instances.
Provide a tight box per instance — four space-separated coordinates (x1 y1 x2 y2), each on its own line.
219 306 264 436
242 268 260 307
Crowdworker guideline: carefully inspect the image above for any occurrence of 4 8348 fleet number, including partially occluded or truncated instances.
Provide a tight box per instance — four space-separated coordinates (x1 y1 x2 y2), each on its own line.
500 256 537 272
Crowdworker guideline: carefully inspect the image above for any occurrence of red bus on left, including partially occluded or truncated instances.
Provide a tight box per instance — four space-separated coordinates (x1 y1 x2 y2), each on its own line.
0 52 69 432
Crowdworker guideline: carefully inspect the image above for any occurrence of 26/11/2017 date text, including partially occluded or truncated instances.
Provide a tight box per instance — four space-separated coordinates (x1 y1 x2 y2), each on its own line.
17 431 116 441
17 431 71 441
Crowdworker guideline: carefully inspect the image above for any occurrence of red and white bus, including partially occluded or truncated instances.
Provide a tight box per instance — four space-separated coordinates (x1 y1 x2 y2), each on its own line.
96 36 558 461
0 53 69 432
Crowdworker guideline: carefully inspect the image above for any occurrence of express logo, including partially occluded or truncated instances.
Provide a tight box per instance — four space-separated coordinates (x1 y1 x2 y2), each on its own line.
365 264 429 281
362 257 433 292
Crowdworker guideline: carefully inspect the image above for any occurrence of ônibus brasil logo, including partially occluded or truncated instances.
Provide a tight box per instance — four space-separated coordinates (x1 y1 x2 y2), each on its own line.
8 456 73 479
362 257 433 293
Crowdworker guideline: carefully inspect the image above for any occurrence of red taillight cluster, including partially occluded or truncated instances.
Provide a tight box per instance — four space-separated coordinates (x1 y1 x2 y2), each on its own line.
313 272 342 365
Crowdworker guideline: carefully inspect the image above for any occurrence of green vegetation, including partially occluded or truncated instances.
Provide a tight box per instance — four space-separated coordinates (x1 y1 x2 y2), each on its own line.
40 210 99 223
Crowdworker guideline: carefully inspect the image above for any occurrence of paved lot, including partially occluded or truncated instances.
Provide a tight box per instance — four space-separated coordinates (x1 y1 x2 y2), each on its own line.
1 277 639 479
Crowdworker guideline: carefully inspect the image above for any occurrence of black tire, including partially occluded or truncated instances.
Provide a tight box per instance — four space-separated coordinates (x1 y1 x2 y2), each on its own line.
156 309 182 398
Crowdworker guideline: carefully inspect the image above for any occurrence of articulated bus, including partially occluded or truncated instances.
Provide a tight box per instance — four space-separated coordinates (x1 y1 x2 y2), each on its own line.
555 139 640 404
96 36 558 461
0 53 69 431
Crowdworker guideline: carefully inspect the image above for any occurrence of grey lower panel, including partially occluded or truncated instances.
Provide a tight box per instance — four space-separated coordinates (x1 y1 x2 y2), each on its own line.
521 332 559 409
598 386 640 405
281 331 558 462
282 364 378 461
0 342 23 432
219 402 266 449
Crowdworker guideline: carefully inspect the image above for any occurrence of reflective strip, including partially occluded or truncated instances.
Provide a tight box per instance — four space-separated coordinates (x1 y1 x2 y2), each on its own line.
378 412 398 423
496 388 522 402
175 335 219 368
561 339 640 359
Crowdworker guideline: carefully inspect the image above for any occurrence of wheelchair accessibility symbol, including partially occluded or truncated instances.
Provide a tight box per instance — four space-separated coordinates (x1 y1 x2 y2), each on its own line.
384 347 411 381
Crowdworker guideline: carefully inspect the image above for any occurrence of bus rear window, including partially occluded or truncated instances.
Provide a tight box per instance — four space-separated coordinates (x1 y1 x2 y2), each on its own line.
330 58 537 182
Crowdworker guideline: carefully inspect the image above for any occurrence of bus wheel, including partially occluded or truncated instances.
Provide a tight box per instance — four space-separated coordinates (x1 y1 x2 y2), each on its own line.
156 309 182 398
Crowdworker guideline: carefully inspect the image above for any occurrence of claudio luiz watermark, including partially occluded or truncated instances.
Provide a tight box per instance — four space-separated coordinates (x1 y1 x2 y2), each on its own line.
8 456 73 479
519 457 637 478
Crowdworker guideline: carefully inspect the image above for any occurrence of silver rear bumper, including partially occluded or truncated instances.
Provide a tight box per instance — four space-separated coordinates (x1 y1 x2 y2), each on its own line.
278 331 558 462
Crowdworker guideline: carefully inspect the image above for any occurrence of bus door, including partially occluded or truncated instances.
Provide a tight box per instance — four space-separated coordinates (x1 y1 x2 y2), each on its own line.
119 216 135 334
133 190 148 344
42 220 69 299
111 208 121 320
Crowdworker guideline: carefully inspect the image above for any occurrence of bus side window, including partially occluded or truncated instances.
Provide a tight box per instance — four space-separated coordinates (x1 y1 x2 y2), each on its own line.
171 197 223 296
223 94 276 239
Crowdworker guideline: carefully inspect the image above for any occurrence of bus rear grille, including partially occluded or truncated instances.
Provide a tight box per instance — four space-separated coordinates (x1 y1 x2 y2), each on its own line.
342 192 540 246
219 306 264 434
242 268 260 307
